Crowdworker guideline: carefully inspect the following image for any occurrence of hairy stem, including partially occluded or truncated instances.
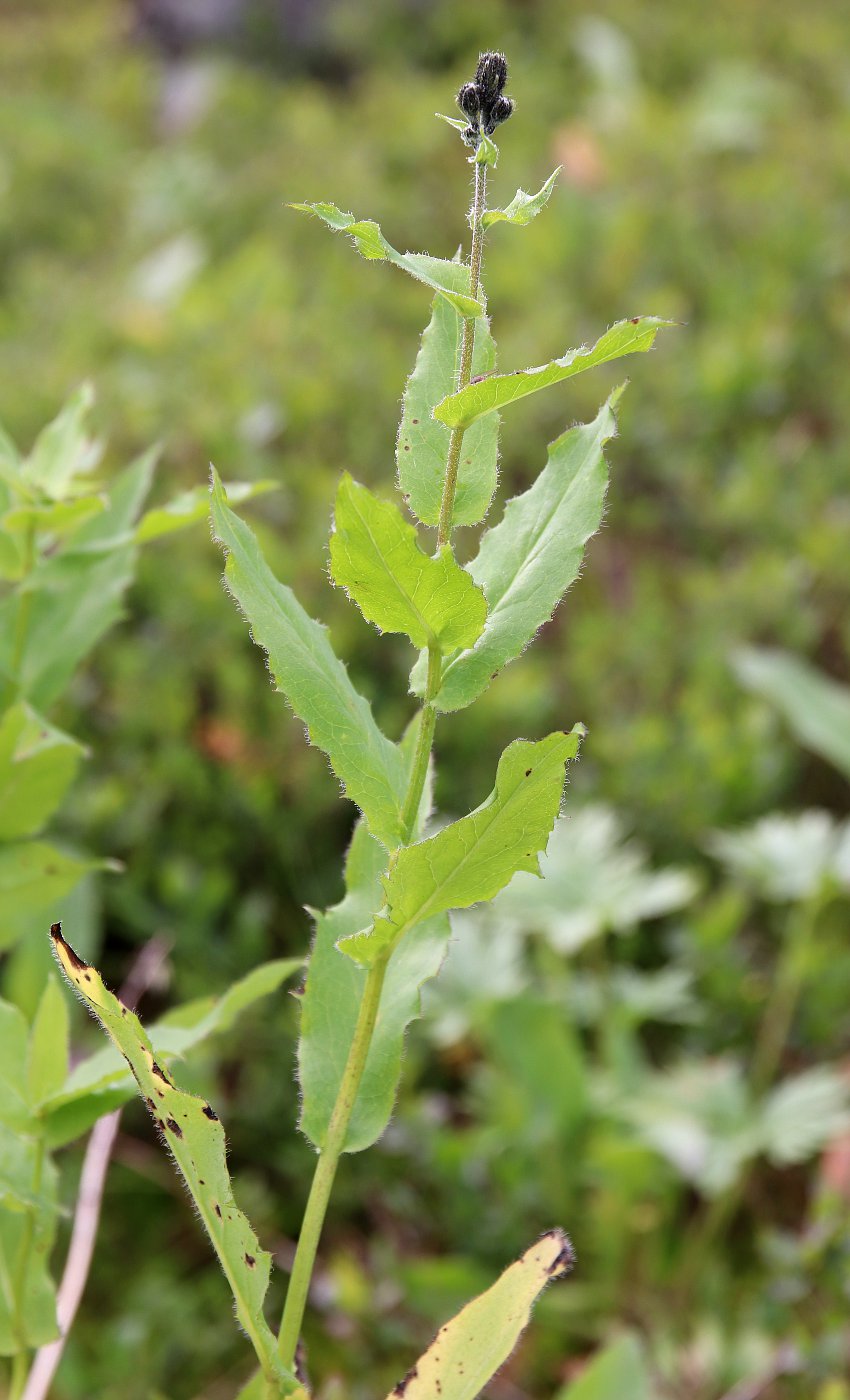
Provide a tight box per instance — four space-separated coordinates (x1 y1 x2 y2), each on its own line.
278 951 390 1369
437 159 488 547
278 148 488 1370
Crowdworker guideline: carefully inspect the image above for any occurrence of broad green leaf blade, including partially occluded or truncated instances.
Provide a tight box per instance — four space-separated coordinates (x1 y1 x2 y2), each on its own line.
385 1229 574 1400
41 958 302 1143
72 446 159 552
341 729 582 964
412 397 617 713
555 1335 654 1400
734 647 850 782
0 546 138 710
397 294 499 528
50 926 300 1395
481 167 561 228
0 703 85 840
0 842 105 927
211 473 408 849
289 203 483 317
0 998 31 1131
298 821 451 1153
2 495 106 537
0 1144 59 1354
329 475 486 652
434 318 673 430
27 975 70 1105
137 479 276 544
20 383 99 501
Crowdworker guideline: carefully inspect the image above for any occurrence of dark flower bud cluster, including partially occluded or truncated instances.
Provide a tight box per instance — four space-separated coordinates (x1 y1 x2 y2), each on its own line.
456 51 514 148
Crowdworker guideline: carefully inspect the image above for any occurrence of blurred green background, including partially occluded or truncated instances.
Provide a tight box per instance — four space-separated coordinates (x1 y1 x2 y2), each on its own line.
1 0 849 1396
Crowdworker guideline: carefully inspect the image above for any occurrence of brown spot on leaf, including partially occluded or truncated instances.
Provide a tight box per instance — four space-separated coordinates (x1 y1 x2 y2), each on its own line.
244 1253 256 1268
392 1365 419 1396
165 1118 183 1138
50 924 91 973
202 1103 219 1121
525 768 532 777
214 1203 222 1218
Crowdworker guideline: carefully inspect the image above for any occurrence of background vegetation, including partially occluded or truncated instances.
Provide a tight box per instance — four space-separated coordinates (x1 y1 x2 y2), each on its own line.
1 1 848 1396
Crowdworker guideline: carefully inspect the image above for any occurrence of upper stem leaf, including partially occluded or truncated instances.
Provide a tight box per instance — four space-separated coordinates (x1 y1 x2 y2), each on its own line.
397 294 499 529
329 474 486 652
434 317 674 429
481 167 561 228
412 394 619 712
289 203 483 318
339 728 583 965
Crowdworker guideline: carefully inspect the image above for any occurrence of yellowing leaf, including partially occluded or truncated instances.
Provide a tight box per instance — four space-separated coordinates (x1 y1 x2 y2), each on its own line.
50 925 302 1397
386 1230 575 1400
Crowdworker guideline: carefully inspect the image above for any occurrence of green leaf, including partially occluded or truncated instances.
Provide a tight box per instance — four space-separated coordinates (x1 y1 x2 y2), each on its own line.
434 318 673 429
401 298 496 529
27 975 70 1106
72 446 159 552
0 842 104 926
734 647 850 782
411 397 617 712
340 729 582 964
50 926 301 1395
0 703 85 840
761 1067 850 1165
20 383 99 501
136 479 276 544
2 495 106 537
0 998 31 1132
474 132 499 167
397 294 499 528
0 547 138 710
555 1335 654 1400
41 958 302 1148
481 167 561 228
329 475 486 652
298 821 451 1153
289 203 483 317
211 472 408 849
385 1229 574 1400
0 1146 59 1354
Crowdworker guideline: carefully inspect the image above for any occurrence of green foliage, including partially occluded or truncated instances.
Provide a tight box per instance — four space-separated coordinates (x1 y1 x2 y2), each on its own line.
0 705 84 841
433 318 672 429
387 1231 574 1400
288 204 483 317
411 396 618 712
556 1336 654 1400
329 474 486 651
397 295 498 528
298 821 451 1153
0 997 60 1355
339 730 582 964
211 470 408 850
50 925 303 1397
481 168 562 228
735 648 850 782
